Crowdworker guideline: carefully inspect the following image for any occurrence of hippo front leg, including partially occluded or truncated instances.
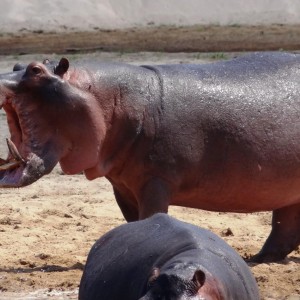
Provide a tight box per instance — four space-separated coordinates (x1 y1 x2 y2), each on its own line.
138 178 170 220
252 203 300 262
113 186 139 222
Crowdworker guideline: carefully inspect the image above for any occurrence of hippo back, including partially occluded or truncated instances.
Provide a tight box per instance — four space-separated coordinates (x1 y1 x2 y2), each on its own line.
79 213 259 300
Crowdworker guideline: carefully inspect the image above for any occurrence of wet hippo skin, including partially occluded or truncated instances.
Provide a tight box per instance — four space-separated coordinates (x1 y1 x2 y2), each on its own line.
0 52 300 262
79 213 260 300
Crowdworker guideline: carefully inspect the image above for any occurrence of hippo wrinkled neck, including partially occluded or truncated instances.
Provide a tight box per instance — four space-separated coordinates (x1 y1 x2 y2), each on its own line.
80 63 161 178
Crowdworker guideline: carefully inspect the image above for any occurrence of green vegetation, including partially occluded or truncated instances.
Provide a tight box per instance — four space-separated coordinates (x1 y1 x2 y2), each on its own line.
208 52 228 60
193 52 229 60
229 23 241 28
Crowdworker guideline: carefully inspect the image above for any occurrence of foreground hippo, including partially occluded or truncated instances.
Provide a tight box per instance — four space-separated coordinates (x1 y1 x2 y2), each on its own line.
0 52 300 262
79 213 259 300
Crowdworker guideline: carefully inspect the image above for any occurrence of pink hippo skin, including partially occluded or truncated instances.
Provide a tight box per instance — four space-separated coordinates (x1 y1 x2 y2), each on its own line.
0 52 300 262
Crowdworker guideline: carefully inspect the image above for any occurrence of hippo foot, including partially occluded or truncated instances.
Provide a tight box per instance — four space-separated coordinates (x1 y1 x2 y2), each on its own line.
250 204 300 263
249 250 287 263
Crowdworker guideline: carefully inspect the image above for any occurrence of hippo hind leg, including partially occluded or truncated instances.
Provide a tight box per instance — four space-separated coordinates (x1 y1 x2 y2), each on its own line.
113 187 139 222
252 203 300 263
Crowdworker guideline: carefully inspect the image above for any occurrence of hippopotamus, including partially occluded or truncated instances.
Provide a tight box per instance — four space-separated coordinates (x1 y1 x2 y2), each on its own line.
79 213 259 300
0 52 300 262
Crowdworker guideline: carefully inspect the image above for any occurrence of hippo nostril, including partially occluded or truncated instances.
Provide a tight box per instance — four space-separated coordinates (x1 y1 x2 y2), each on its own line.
31 66 42 75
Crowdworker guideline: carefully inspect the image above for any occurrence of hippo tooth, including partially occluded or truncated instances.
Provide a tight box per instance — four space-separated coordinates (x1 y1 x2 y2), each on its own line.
6 138 25 163
0 160 21 170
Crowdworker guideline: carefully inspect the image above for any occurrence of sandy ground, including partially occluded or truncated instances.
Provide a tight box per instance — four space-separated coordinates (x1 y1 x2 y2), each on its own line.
0 51 299 300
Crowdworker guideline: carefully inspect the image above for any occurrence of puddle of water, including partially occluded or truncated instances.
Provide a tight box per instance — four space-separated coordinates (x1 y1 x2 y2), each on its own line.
0 289 78 300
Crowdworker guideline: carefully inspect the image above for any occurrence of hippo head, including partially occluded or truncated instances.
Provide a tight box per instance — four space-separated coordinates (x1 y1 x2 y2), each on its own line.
139 268 208 300
0 58 104 187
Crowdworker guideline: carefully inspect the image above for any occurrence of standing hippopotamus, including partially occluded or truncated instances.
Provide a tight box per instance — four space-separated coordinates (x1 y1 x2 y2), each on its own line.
79 213 259 300
0 52 300 262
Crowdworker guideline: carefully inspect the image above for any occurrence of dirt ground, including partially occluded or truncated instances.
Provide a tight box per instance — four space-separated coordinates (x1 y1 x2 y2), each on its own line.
0 24 300 55
0 170 299 300
0 33 300 299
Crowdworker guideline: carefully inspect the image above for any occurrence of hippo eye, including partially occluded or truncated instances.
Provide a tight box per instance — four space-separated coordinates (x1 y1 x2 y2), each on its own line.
31 66 42 75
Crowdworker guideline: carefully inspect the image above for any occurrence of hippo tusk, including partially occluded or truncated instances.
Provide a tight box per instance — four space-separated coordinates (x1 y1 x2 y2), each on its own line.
6 138 26 163
0 139 26 170
0 160 22 170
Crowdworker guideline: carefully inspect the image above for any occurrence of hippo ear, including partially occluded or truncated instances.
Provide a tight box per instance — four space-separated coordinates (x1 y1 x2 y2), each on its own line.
54 57 69 77
192 269 206 289
148 267 160 285
13 63 26 72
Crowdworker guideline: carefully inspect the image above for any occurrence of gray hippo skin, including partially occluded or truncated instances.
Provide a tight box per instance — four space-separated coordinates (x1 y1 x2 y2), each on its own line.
0 52 300 262
79 213 259 300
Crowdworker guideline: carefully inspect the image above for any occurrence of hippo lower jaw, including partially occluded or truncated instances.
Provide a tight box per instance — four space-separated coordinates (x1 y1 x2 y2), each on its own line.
0 151 51 187
0 94 58 187
0 134 59 187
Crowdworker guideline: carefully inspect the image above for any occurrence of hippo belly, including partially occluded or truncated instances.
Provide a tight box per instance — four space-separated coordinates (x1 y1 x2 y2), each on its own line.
79 214 259 300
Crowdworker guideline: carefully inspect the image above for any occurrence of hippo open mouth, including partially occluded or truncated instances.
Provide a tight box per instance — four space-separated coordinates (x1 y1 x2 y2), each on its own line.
0 58 99 187
0 94 48 187
0 59 76 187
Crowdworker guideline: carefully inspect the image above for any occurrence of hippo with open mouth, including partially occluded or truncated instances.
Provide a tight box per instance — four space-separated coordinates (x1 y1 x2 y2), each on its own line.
0 52 300 262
